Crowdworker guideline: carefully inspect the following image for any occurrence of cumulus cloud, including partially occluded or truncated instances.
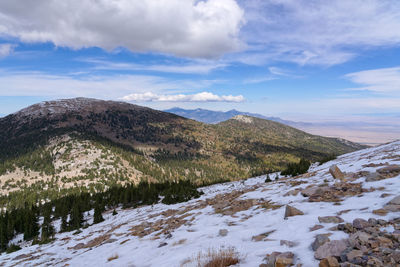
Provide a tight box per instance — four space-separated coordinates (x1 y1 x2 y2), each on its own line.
0 44 14 57
345 67 400 93
122 91 245 102
240 0 400 65
0 0 244 58
0 70 220 98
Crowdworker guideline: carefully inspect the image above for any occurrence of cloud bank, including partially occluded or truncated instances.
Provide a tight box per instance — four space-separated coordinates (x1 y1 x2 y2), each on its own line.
345 66 400 93
241 0 400 65
122 92 245 102
0 0 244 58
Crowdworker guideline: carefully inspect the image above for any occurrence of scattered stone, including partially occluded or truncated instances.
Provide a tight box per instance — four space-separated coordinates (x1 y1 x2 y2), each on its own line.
314 240 349 260
387 195 400 205
346 249 363 261
280 240 298 248
158 242 167 248
352 218 370 229
372 209 388 216
329 165 345 181
276 252 295 267
365 172 383 182
310 225 324 232
376 164 400 178
219 229 228 237
308 183 371 203
312 234 331 251
284 205 304 218
301 186 325 197
318 216 344 224
284 189 300 196
319 256 339 267
252 230 275 242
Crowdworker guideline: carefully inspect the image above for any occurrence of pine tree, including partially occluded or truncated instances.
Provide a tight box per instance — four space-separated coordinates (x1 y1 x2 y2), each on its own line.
112 209 118 216
69 203 83 230
41 206 54 241
93 204 104 224
60 214 68 233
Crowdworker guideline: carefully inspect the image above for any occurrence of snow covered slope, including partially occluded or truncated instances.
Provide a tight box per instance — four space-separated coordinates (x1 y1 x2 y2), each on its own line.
1 141 400 266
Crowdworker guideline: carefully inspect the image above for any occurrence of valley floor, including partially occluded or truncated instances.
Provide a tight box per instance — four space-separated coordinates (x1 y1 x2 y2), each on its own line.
1 141 400 266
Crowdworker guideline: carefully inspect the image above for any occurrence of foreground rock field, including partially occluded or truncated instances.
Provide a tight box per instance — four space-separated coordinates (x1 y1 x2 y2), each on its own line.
0 141 399 266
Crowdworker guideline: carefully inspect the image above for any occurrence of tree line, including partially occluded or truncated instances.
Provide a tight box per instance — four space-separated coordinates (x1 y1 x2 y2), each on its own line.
0 180 202 253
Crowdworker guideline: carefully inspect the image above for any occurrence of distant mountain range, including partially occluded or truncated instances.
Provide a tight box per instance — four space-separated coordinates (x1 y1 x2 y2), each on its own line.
164 107 302 125
164 107 400 145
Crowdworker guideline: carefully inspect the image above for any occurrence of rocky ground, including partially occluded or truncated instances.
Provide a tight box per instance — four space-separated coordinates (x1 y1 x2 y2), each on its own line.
0 141 399 266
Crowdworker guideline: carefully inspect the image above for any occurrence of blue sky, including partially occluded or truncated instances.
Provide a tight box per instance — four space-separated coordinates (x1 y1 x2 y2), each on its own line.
0 0 399 123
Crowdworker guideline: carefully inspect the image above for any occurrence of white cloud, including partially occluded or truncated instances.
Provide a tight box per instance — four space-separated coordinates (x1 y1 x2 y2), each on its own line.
240 0 400 65
0 70 221 98
0 0 244 59
0 43 14 57
122 91 245 102
345 66 400 93
82 58 227 74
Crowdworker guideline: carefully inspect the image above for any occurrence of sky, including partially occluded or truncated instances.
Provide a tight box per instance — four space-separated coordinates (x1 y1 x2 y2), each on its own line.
0 0 400 123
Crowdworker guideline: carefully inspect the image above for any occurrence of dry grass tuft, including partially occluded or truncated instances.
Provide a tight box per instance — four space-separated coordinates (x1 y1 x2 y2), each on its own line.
107 254 119 262
181 247 240 267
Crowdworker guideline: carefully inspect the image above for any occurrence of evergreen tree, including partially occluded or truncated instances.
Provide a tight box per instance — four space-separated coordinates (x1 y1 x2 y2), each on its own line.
93 203 104 224
60 214 68 233
112 209 118 216
69 203 83 230
41 205 54 241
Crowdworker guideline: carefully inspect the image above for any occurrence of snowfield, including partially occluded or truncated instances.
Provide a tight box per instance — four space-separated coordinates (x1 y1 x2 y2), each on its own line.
1 141 400 266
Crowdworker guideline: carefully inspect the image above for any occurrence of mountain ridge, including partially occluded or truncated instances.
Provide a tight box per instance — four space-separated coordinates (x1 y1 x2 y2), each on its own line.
0 98 365 208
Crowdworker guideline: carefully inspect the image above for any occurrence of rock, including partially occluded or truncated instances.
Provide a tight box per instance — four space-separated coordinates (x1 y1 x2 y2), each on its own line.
384 204 400 212
376 164 400 178
318 216 344 224
348 232 372 247
280 240 298 248
314 239 349 260
319 256 339 267
365 172 383 182
284 205 304 218
265 251 281 267
275 252 294 267
372 209 388 216
346 250 363 261
387 195 400 205
301 186 323 197
310 225 324 232
352 218 370 229
158 242 168 248
252 230 275 242
219 229 228 237
329 165 345 181
312 234 331 251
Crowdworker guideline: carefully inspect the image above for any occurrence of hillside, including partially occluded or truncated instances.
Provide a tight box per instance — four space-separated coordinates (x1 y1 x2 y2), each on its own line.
0 98 364 208
0 141 399 266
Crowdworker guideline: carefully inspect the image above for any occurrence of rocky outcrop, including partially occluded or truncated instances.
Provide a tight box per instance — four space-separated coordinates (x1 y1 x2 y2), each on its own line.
318 216 344 224
329 165 345 181
314 239 349 259
284 205 304 218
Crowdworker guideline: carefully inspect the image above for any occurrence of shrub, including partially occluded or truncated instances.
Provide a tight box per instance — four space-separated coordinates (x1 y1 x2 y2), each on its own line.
187 247 240 267
107 254 119 261
281 158 311 177
6 244 21 254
